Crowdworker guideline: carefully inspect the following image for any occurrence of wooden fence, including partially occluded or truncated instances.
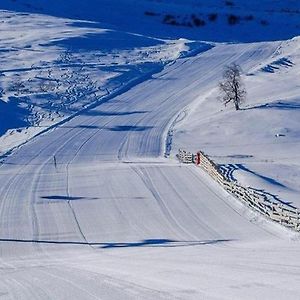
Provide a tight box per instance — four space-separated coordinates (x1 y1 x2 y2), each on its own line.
177 149 194 163
177 149 300 231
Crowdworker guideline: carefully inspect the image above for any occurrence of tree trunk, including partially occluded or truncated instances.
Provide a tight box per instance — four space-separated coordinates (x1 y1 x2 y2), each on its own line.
234 101 239 110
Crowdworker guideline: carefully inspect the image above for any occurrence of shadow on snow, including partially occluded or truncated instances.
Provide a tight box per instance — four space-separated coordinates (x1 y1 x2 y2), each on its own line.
42 31 163 53
79 110 148 117
0 97 30 136
40 195 98 201
0 238 233 248
107 125 153 132
243 100 300 111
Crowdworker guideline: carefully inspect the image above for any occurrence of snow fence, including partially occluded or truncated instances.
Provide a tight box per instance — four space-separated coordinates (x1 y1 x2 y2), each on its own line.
177 149 300 232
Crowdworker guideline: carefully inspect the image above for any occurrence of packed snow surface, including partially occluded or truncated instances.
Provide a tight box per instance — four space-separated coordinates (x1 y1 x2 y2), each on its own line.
1 1 300 299
1 39 300 299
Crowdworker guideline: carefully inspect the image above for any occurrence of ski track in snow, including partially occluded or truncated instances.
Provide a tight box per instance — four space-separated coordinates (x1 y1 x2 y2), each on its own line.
1 41 300 299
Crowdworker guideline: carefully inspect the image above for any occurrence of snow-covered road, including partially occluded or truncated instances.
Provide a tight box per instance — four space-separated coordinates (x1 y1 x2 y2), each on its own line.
1 42 300 299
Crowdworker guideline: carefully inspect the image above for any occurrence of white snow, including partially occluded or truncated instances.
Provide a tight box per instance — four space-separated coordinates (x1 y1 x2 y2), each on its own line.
173 37 300 208
0 10 199 155
1 1 300 299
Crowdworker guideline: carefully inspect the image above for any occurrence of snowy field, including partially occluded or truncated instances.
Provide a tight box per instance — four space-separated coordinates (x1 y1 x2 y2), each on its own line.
173 37 300 209
1 0 300 299
0 9 200 154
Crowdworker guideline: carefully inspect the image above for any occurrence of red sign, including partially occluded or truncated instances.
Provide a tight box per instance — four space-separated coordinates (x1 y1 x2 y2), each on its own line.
196 152 201 165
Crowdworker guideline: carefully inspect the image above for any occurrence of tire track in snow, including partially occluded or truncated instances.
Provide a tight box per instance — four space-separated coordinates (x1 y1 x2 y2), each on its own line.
0 113 113 247
157 166 223 239
131 165 197 240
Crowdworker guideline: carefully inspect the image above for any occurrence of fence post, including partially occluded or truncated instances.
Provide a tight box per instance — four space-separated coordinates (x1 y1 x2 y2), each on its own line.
196 152 201 165
279 204 283 224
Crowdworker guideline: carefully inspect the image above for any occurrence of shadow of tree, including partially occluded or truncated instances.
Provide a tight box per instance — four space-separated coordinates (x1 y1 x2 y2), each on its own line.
243 100 300 111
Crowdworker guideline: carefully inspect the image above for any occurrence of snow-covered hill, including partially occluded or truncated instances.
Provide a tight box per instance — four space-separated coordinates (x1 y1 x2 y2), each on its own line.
1 1 300 299
1 0 299 155
173 36 300 207
1 0 300 41
0 9 206 154
1 39 299 300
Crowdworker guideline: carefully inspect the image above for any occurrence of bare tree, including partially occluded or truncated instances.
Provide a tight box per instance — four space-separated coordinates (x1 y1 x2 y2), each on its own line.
219 63 246 110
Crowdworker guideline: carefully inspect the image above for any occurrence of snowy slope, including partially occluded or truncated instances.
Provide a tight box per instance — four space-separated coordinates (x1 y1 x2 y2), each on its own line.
173 36 300 208
1 0 300 42
1 41 300 299
1 1 300 299
0 9 203 154
1 0 300 155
